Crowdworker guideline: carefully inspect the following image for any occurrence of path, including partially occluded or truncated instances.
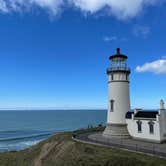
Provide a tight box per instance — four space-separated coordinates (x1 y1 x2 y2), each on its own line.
74 132 166 159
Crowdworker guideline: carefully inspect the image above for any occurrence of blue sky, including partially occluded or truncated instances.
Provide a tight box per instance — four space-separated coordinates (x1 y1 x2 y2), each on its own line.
0 0 166 109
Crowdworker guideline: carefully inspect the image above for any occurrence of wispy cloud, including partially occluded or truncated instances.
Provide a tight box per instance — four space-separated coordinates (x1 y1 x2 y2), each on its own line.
103 36 117 42
0 0 163 20
0 0 64 15
0 0 8 12
70 0 162 20
133 25 151 38
136 58 166 74
103 36 128 43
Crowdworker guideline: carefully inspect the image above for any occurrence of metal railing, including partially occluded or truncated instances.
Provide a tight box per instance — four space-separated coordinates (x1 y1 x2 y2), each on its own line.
76 133 166 158
107 67 131 72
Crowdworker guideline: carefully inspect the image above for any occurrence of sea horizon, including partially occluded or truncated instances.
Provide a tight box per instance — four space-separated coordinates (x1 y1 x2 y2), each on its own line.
0 108 159 111
0 109 107 152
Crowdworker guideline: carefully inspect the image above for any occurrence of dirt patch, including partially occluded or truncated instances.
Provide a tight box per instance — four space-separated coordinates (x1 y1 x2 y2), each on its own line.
34 141 58 166
34 140 74 166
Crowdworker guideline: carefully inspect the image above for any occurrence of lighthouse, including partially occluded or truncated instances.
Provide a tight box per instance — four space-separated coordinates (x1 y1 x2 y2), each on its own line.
103 48 131 138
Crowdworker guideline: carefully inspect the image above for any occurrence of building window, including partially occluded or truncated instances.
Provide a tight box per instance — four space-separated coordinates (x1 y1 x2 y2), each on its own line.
126 74 128 81
111 74 114 81
110 100 114 112
136 120 142 133
148 121 154 134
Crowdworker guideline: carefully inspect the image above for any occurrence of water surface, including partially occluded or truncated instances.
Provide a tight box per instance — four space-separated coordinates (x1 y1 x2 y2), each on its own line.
0 110 106 152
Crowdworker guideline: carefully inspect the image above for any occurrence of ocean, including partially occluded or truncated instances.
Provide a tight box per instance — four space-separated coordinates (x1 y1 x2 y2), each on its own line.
0 110 107 152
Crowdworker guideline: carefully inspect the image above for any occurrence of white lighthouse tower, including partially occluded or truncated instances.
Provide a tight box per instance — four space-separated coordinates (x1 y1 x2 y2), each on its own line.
103 48 131 138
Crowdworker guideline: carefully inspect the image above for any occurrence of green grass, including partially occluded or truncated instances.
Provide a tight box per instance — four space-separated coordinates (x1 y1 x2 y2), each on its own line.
0 128 166 166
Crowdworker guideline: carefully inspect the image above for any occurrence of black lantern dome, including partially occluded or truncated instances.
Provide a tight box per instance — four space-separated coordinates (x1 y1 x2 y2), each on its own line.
109 48 127 60
107 48 130 74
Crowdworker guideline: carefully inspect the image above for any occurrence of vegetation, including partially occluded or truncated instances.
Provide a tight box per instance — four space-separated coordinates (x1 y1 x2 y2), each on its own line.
0 126 166 166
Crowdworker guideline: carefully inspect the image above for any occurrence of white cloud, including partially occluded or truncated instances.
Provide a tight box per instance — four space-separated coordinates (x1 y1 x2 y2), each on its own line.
69 0 162 19
136 59 166 74
103 36 117 42
31 0 64 14
0 0 163 19
0 0 8 12
0 0 64 14
133 25 151 38
103 36 128 43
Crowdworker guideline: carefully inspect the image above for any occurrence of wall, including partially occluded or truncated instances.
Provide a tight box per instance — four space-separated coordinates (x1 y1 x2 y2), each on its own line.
159 110 166 141
107 81 130 124
126 118 161 142
108 73 129 82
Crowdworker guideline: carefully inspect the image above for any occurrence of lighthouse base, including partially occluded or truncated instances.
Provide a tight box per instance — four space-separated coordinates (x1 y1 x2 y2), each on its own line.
103 123 130 139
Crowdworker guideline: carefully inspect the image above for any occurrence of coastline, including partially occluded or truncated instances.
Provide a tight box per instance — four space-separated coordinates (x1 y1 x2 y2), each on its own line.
0 127 166 166
0 110 106 152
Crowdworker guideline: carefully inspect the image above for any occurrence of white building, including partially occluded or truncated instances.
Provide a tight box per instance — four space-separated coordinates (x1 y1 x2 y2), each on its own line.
126 101 166 143
103 48 166 143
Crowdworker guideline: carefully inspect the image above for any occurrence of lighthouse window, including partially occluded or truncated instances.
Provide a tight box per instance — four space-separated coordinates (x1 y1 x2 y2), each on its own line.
110 100 114 112
136 120 142 133
148 121 154 134
111 74 114 80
